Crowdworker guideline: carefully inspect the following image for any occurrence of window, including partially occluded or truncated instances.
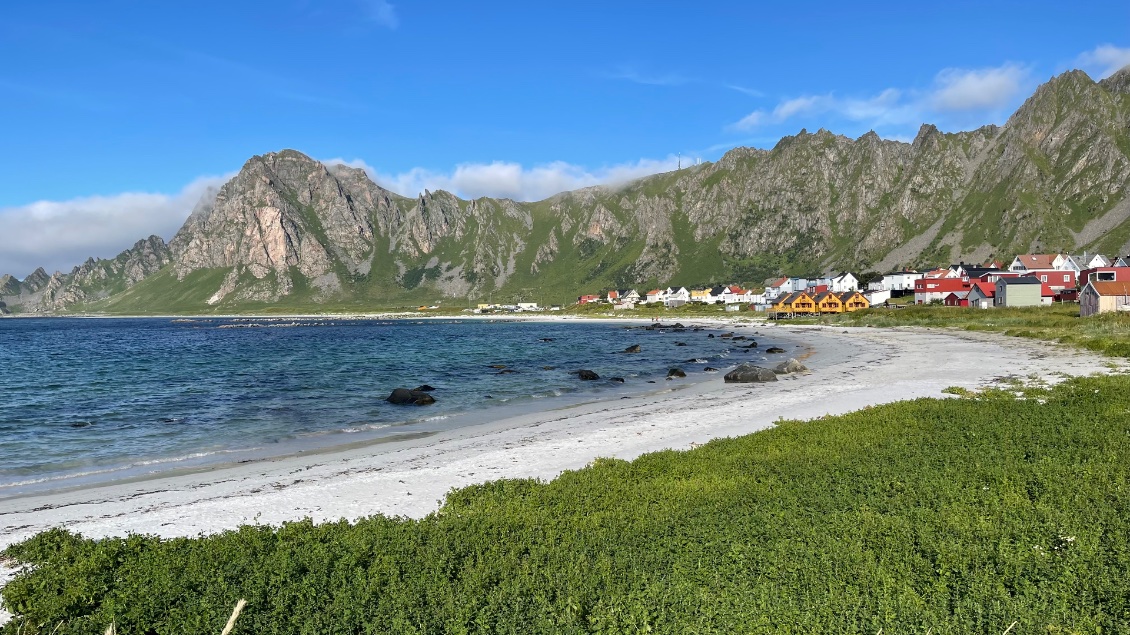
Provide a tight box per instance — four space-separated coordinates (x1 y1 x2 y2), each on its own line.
1064 275 1070 282
1040 275 1047 282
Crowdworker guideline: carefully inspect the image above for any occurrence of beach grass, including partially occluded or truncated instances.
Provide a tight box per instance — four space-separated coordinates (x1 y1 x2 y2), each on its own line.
798 303 1130 358
4 371 1130 633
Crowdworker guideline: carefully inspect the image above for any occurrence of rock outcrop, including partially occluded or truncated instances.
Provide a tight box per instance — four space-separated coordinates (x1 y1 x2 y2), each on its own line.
724 364 779 383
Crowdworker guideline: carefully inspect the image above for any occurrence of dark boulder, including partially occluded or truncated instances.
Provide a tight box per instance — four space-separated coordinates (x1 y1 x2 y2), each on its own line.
720 332 734 338
673 323 685 328
703 367 719 372
542 366 556 370
413 384 436 392
623 344 641 353
707 334 715 338
497 369 518 375
667 368 686 378
609 377 625 383
746 341 758 348
675 341 687 346
724 364 778 383
766 347 786 354
578 369 600 380
732 335 746 341
386 388 437 405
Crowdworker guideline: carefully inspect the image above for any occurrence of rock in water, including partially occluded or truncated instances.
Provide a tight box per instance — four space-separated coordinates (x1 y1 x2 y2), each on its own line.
623 344 641 353
578 369 600 380
413 384 436 392
774 358 809 374
609 377 625 383
703 367 719 372
675 341 687 346
724 364 778 383
765 347 786 354
386 388 437 405
667 368 686 378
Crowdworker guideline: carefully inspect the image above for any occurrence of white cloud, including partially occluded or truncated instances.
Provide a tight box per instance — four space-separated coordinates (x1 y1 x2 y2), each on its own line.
1075 44 1130 79
930 64 1029 111
728 63 1030 131
360 0 398 28
605 67 691 87
0 175 229 278
322 156 684 201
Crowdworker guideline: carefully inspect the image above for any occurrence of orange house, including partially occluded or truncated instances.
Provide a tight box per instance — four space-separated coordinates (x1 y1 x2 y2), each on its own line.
838 291 870 311
813 291 844 313
772 291 817 314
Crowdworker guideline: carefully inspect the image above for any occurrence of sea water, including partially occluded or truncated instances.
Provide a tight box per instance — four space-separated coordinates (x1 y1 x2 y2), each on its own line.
0 317 775 496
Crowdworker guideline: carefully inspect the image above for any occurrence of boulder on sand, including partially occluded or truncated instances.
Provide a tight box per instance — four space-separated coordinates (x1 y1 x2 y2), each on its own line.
765 347 786 354
774 358 809 375
724 364 778 383
623 344 641 353
578 369 600 380
386 388 437 405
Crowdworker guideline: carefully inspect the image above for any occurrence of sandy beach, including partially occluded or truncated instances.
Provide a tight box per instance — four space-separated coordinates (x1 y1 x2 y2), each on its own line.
1 320 1125 624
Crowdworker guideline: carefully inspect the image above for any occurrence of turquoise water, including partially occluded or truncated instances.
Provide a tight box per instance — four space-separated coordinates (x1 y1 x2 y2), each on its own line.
0 317 775 495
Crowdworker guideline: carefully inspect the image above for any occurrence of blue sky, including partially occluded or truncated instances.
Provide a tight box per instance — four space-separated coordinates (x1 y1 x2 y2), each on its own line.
2 0 1130 276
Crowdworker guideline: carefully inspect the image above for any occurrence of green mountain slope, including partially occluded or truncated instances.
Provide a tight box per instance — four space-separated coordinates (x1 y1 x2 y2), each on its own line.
5 67 1130 314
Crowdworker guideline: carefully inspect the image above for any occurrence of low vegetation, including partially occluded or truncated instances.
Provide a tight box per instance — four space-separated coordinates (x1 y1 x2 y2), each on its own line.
5 370 1130 633
800 303 1130 358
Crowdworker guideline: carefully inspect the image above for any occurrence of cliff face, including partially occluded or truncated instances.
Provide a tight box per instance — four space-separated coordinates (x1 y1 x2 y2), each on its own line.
5 67 1130 314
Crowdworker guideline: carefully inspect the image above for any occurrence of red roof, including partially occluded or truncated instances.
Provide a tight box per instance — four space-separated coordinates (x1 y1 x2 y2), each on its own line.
1088 281 1130 296
970 282 996 297
646 289 661 295
923 268 951 278
1015 254 1059 269
767 276 789 288
727 285 744 293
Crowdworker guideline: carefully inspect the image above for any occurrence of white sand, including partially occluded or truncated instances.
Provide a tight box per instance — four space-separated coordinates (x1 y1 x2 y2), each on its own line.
1 321 1125 624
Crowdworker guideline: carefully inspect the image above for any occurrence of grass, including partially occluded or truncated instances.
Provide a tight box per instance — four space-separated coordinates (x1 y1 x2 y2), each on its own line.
5 373 1130 633
796 303 1130 359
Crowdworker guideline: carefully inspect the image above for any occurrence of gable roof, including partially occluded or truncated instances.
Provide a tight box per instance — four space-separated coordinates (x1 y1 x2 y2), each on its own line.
1087 281 1130 296
999 276 1042 285
1014 254 1058 269
767 276 789 288
646 289 662 295
812 291 839 303
969 282 996 297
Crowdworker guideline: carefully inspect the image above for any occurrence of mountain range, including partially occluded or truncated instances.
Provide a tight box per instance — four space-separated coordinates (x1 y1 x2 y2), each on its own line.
3 67 1130 315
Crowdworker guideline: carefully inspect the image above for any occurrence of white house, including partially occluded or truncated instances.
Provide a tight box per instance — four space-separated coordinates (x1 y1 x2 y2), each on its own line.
644 288 666 304
829 272 859 293
664 287 690 307
1009 254 1069 273
516 302 540 311
765 276 805 299
720 285 749 304
864 289 892 305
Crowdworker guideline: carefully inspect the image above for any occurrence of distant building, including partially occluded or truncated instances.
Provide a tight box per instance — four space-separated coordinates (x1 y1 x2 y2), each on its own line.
994 276 1043 307
1080 281 1130 317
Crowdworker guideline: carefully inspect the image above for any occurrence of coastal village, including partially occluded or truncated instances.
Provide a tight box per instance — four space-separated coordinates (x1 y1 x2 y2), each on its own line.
467 251 1130 318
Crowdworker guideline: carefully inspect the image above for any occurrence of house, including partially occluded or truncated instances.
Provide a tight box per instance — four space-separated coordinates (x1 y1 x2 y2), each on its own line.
1027 269 1077 291
1065 253 1111 271
956 265 1005 280
922 268 960 279
1009 253 1068 273
967 282 996 309
914 277 971 304
516 302 540 311
1081 267 1130 284
1115 256 1130 267
765 276 805 300
772 291 817 315
943 291 969 307
829 272 859 293
838 291 870 311
577 294 601 305
865 289 891 305
994 276 1043 307
664 287 690 307
690 288 713 303
1080 281 1130 317
813 291 844 313
644 289 665 304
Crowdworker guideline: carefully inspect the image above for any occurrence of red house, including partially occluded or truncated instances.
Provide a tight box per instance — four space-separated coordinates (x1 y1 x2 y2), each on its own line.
1081 267 1130 284
943 291 970 307
577 294 601 304
914 277 972 304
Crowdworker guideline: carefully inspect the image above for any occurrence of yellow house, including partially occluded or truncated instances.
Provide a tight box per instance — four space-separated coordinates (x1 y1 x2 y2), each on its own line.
690 288 712 303
813 291 844 313
838 291 870 312
772 291 817 314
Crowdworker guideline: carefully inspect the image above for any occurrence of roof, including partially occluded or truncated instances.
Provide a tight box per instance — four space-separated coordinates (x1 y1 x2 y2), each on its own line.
646 289 662 295
777 291 810 304
998 276 1042 285
923 268 951 278
767 276 789 288
812 291 838 302
1086 281 1130 296
1014 254 1059 269
944 291 969 299
970 282 996 296
727 284 744 293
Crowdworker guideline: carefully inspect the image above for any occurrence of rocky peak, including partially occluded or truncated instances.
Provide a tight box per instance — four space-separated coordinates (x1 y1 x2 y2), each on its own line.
23 268 50 292
0 274 19 295
1099 65 1130 95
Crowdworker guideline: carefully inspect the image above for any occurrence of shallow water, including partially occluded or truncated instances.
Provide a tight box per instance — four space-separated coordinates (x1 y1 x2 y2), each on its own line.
0 317 773 495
